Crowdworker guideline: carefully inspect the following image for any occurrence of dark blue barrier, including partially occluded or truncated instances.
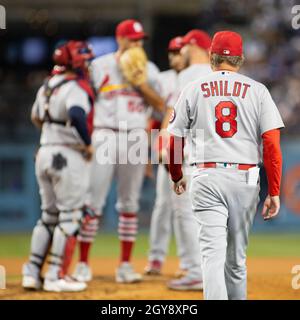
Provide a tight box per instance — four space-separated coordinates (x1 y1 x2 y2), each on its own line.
0 144 39 231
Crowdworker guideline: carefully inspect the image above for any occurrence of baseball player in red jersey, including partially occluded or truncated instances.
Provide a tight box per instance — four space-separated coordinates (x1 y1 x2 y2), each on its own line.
72 19 166 283
168 31 284 299
22 41 95 292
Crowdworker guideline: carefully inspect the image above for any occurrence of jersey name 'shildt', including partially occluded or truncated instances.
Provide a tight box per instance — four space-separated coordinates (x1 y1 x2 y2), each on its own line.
168 70 284 165
201 80 250 99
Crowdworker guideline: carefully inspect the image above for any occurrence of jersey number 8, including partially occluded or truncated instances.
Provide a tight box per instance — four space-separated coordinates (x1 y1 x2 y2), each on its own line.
215 101 237 138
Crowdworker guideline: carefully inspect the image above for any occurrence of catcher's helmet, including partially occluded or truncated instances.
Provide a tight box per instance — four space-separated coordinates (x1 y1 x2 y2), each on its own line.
52 40 94 70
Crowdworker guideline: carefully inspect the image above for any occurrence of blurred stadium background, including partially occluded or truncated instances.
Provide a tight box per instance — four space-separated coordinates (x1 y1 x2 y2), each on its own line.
0 0 300 238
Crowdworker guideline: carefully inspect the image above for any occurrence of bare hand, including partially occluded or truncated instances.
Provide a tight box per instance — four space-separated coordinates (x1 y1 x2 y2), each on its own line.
83 145 94 162
262 195 280 221
173 176 187 195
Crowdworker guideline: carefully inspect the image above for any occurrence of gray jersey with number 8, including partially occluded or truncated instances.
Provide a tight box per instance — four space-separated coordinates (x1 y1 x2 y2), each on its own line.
168 70 284 165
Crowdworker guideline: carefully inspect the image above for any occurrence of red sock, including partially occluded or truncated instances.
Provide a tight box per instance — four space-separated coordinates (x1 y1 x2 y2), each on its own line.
79 241 91 263
118 212 137 264
60 236 77 278
120 241 134 263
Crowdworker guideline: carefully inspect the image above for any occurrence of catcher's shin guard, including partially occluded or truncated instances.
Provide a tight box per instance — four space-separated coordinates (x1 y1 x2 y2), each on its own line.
46 210 82 281
23 211 58 278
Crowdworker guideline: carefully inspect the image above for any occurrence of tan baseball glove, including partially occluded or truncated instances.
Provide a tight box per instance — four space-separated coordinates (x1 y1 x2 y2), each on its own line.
119 47 148 86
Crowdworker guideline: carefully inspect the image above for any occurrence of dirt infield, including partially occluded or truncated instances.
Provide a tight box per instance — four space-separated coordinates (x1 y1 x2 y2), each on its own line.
1 257 300 300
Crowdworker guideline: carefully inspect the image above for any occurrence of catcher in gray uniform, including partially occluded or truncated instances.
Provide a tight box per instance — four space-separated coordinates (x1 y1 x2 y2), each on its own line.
22 40 95 292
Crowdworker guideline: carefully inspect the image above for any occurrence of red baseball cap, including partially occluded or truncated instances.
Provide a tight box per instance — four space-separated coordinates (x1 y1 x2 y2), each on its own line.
168 36 184 51
210 31 243 57
116 19 147 40
182 29 211 50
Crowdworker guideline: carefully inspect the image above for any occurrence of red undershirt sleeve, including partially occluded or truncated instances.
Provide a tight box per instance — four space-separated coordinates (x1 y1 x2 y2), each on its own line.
262 128 282 196
168 135 185 182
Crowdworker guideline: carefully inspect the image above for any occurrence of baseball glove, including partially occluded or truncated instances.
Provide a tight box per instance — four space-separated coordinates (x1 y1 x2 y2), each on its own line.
119 47 148 86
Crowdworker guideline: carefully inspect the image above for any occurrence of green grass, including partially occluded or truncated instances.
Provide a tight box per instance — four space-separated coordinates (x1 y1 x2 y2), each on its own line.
247 234 300 258
0 233 299 259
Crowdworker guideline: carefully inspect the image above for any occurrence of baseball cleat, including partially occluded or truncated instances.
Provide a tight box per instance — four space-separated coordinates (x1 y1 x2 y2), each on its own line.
43 278 87 292
116 262 142 283
144 260 162 275
72 262 92 282
22 275 42 290
167 276 203 291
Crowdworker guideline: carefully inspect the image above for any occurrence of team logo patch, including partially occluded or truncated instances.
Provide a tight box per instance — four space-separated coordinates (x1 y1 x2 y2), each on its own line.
223 49 230 55
133 22 143 32
175 38 181 45
54 48 62 56
169 108 176 123
52 153 67 170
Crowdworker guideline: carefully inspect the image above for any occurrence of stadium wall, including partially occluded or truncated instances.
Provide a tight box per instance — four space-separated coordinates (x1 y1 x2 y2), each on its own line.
0 139 299 232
